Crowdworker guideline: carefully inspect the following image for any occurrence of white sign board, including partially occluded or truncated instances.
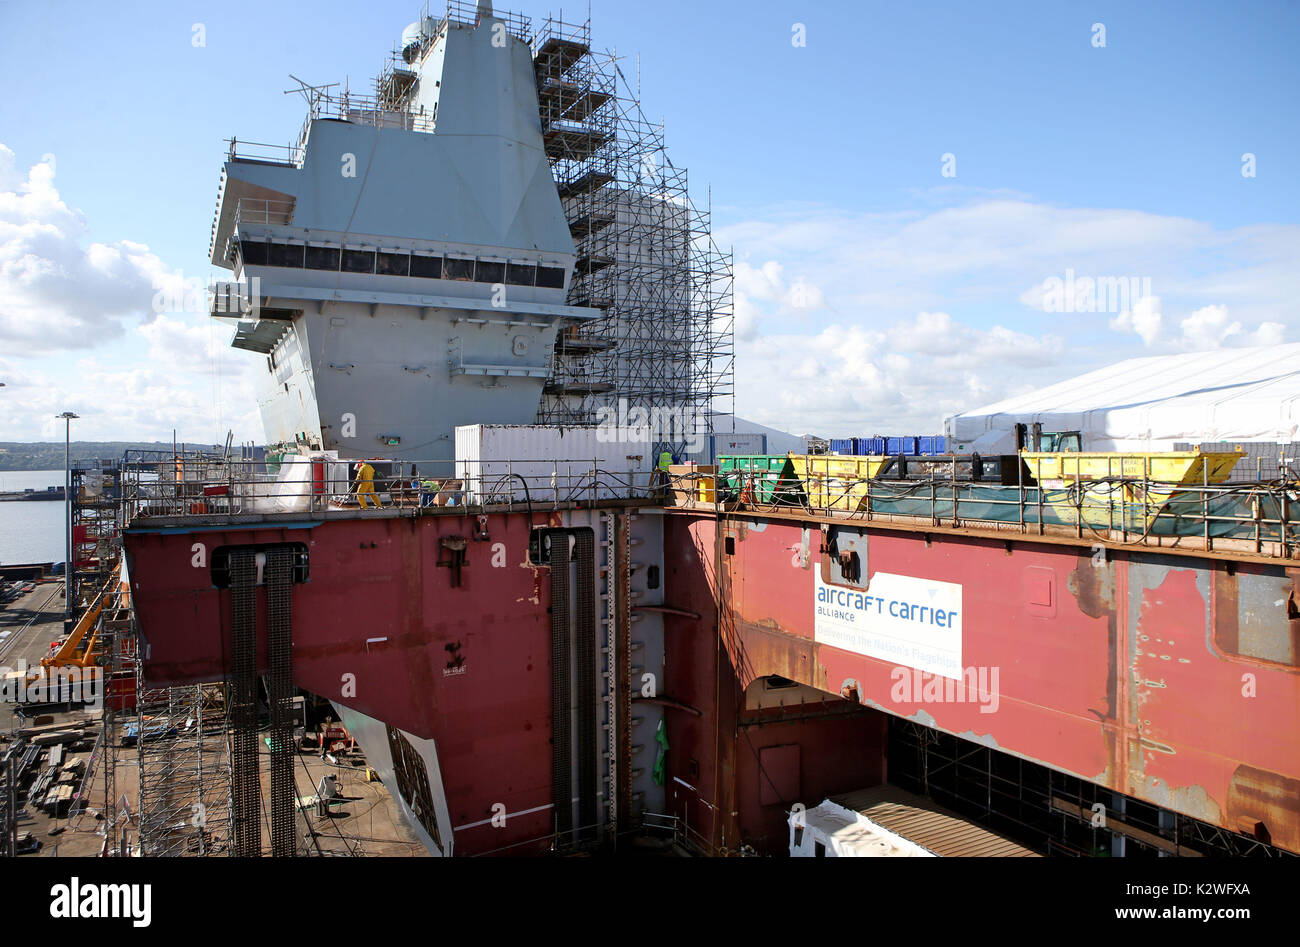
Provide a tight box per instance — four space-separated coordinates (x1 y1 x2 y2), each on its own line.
814 570 963 679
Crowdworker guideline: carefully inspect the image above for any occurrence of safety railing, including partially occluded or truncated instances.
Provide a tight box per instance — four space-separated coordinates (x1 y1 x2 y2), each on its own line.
120 455 660 524
637 811 754 856
234 198 296 226
226 137 305 168
664 456 1300 559
117 451 1300 558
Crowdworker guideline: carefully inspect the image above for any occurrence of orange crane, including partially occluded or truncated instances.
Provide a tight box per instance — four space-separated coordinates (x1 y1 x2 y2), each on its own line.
41 561 129 671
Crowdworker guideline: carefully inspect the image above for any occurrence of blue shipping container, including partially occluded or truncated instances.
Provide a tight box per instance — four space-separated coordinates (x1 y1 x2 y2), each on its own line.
918 435 947 455
885 436 920 455
830 438 854 455
854 436 885 455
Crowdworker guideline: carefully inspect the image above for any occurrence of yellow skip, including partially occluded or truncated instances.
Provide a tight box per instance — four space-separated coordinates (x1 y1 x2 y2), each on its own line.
1022 448 1245 530
788 454 890 513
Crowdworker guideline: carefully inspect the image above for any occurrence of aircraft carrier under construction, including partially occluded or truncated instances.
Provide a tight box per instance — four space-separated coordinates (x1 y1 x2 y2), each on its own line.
6 1 1297 861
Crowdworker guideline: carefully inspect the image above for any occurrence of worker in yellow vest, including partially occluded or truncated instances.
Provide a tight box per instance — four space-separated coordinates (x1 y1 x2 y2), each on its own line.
654 449 673 498
354 460 381 509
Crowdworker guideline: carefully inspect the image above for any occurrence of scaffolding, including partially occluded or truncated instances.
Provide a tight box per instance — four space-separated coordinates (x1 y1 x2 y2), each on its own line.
85 448 237 857
134 681 232 856
530 14 735 444
0 757 15 858
100 613 132 855
70 461 123 613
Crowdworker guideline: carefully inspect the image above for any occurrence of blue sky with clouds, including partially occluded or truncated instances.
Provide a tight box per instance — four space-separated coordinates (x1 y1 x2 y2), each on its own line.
1 0 1297 441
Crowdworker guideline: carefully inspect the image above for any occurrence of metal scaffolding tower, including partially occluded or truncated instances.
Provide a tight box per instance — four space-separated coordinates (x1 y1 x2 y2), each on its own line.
74 448 238 857
70 461 123 613
134 681 232 856
531 14 735 441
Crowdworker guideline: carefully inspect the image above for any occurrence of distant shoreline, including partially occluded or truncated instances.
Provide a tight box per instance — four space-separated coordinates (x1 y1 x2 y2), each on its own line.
0 441 227 474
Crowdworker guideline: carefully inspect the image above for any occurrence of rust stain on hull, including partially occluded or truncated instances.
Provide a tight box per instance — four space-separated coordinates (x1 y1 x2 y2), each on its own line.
1227 764 1300 851
719 517 1300 854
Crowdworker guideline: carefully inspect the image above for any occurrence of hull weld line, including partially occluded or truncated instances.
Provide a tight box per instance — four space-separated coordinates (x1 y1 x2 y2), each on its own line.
454 802 554 832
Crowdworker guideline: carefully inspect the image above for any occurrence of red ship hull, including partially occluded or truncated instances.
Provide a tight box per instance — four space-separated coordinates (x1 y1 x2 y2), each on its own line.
124 505 1300 855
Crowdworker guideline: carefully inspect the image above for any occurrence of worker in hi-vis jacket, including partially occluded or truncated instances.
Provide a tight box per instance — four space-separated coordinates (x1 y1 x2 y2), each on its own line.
354 460 381 509
653 449 674 497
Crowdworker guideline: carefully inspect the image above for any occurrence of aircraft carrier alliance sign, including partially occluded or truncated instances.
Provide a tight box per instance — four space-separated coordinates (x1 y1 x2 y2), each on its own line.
814 570 963 679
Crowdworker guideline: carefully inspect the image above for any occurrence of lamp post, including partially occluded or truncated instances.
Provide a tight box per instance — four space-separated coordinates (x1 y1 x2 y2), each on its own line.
57 412 78 623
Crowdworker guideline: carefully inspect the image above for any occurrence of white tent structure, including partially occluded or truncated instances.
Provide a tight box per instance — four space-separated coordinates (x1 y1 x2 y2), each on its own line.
946 344 1300 456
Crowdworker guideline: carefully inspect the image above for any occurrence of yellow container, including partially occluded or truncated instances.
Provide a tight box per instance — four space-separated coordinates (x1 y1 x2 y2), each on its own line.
788 454 889 513
1022 449 1244 529
698 474 716 503
667 464 716 506
1020 450 1243 486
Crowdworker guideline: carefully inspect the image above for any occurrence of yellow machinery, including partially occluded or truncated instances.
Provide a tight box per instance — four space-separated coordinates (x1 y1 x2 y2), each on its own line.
41 561 129 671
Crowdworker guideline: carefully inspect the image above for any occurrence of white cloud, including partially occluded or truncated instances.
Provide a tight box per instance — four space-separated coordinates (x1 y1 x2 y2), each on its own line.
1177 304 1285 350
735 260 785 302
733 313 1063 435
1109 295 1164 346
1109 299 1285 350
733 259 827 339
717 196 1298 434
6 357 258 444
0 145 260 443
138 314 251 378
718 199 1299 326
0 144 181 354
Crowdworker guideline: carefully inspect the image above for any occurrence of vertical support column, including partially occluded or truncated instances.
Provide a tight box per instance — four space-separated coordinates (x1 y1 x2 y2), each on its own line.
613 513 633 832
265 546 296 857
227 550 261 857
103 618 121 853
549 531 573 843
573 529 597 841
600 513 618 844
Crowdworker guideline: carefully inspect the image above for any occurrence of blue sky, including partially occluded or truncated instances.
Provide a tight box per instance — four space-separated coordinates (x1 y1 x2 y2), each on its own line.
1 0 1297 441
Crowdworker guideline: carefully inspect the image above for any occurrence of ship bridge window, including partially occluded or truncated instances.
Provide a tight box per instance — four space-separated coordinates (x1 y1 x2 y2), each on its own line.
239 239 269 266
305 245 341 270
475 260 505 284
410 254 443 278
536 266 566 289
378 251 411 276
267 242 305 268
444 258 474 281
341 249 376 274
506 262 537 287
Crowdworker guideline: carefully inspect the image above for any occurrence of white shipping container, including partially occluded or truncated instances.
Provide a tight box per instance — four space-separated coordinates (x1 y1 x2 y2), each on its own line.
711 432 767 458
455 425 655 505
